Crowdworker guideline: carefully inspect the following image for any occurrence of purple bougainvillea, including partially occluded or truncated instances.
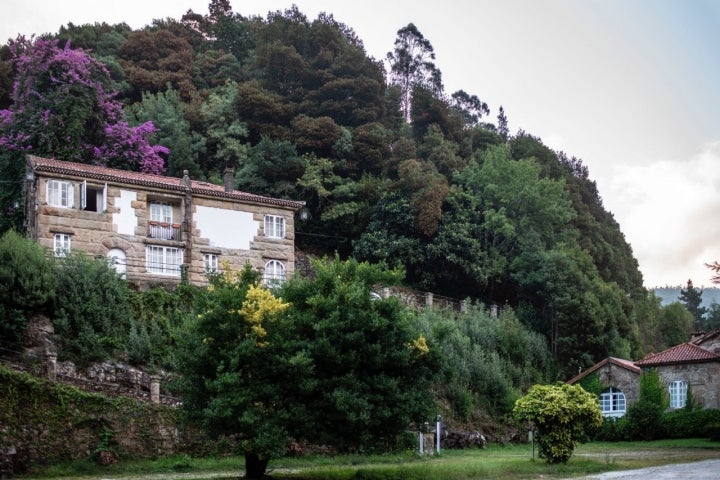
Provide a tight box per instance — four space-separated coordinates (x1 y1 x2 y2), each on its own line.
0 36 167 173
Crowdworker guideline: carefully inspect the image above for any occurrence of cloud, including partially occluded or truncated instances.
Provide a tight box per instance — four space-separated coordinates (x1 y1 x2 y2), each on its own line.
604 141 720 287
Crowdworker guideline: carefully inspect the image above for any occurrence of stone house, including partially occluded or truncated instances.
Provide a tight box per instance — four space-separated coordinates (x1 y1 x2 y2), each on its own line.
568 329 720 416
24 155 305 288
567 357 641 418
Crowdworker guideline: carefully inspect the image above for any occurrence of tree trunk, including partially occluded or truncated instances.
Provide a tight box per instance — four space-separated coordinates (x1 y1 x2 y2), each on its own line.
244 452 269 479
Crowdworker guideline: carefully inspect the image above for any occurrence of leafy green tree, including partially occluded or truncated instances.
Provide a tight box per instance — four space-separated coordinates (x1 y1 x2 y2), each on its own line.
130 86 204 178
386 23 443 121
52 253 134 366
200 80 249 177
175 266 297 479
449 89 489 128
0 230 56 349
679 279 707 330
513 383 602 463
624 370 668 440
658 302 693 348
177 259 436 478
703 300 720 331
279 257 438 451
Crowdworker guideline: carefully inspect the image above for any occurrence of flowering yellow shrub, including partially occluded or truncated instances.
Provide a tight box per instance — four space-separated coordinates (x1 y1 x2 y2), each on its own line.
239 284 290 345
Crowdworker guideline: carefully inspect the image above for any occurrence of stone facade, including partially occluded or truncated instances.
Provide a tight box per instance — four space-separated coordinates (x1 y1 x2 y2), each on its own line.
24 155 304 288
652 361 720 410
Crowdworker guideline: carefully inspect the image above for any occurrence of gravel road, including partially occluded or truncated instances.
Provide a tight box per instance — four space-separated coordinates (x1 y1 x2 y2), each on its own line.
582 458 720 479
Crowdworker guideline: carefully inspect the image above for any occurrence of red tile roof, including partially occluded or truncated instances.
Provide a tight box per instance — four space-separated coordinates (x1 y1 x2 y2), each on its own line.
635 342 720 367
567 356 641 384
28 155 305 210
692 328 720 346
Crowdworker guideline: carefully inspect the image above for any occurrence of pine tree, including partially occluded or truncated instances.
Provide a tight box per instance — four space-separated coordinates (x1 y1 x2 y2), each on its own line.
679 279 707 331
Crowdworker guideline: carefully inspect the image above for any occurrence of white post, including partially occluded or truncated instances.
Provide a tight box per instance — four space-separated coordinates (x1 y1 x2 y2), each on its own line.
436 416 441 454
418 431 424 454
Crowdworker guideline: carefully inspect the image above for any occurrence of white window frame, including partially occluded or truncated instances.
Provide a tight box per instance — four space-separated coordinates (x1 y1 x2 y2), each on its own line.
146 245 183 276
204 253 219 274
150 202 173 224
47 180 74 208
669 380 688 409
53 234 71 257
263 260 285 286
264 215 285 238
599 387 626 417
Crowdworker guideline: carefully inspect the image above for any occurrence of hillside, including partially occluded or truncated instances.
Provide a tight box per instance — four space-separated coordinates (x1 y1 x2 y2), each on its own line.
0 2 687 374
653 286 720 308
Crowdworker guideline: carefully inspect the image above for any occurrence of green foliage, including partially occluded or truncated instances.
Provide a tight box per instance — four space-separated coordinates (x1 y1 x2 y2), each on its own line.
280 257 438 452
52 253 133 366
578 374 604 397
416 305 550 419
0 230 55 349
624 370 668 440
657 303 693 349
678 279 707 330
661 409 720 439
513 383 602 463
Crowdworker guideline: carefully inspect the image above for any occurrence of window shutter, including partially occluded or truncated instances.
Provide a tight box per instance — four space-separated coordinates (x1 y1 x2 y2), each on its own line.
81 180 87 210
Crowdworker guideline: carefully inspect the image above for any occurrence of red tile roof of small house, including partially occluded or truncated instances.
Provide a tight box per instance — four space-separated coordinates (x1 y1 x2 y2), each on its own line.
692 328 720 346
635 342 720 367
567 356 641 385
28 155 305 210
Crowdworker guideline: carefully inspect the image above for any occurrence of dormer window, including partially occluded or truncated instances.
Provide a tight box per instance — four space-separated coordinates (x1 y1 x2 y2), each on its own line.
264 215 285 238
47 180 73 208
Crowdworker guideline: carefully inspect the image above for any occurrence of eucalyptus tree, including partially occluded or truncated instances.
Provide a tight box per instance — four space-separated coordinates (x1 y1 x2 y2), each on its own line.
386 23 443 121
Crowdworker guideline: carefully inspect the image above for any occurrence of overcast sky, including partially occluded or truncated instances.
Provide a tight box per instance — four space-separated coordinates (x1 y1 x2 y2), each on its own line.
3 0 719 288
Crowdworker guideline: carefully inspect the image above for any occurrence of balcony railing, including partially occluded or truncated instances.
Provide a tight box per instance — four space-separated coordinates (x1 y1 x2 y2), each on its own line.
147 221 182 241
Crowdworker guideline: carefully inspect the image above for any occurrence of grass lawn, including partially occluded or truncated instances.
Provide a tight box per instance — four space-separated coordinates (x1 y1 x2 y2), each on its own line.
20 439 720 480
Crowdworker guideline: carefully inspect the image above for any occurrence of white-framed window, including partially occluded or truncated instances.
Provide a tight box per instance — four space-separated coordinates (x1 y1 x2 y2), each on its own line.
263 260 285 286
47 180 74 208
204 253 219 274
146 245 183 276
669 380 688 409
599 387 626 417
53 234 71 257
264 215 285 238
81 180 106 212
150 202 173 224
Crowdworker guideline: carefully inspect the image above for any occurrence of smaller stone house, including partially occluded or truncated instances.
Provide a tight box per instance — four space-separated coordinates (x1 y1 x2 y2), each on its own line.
568 328 720 416
635 340 720 410
24 155 305 288
567 357 640 418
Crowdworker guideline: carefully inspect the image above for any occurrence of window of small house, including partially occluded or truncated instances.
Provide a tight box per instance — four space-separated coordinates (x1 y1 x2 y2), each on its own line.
263 260 285 286
204 253 219 274
264 215 285 238
146 245 183 276
47 180 74 208
599 387 626 417
669 380 687 409
53 233 71 257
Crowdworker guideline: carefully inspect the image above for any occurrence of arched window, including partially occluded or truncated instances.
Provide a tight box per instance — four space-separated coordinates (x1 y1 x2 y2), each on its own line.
263 260 285 286
107 248 127 277
599 387 626 417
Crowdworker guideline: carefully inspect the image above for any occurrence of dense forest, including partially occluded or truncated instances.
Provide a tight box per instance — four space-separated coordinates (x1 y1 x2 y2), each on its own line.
0 1 703 377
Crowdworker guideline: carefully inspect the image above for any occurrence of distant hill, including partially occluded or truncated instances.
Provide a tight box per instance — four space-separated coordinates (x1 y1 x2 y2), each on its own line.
652 286 720 307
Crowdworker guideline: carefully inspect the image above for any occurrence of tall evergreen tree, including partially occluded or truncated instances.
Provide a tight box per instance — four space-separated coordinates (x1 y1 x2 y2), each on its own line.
679 279 707 330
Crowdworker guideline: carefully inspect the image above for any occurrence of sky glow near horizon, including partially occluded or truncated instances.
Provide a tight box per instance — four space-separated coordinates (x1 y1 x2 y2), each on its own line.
3 0 719 288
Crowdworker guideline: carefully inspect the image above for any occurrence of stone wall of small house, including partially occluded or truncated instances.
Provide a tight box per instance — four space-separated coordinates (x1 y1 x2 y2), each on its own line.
656 361 720 410
596 363 640 405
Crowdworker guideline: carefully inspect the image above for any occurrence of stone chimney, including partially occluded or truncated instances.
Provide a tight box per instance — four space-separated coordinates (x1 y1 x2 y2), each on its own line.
224 166 235 193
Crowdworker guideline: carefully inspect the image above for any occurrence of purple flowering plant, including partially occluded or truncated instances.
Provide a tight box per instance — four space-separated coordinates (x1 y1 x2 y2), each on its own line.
0 36 167 173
